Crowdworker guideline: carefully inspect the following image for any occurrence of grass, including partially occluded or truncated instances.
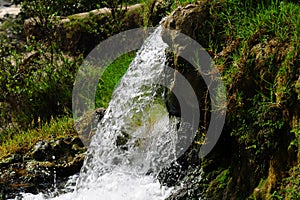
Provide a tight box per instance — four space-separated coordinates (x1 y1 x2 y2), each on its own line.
95 52 136 108
0 116 76 158
0 52 135 159
215 0 299 152
280 163 300 199
213 0 300 106
189 0 300 199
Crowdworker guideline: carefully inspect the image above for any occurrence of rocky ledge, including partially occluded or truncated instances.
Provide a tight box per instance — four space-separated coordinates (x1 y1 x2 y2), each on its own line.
0 137 86 199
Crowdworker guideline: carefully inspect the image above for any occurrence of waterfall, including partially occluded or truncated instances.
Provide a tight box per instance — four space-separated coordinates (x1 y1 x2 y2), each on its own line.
73 25 177 198
20 25 180 200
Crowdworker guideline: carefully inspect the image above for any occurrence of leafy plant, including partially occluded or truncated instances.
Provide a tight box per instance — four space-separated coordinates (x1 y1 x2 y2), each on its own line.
0 41 81 130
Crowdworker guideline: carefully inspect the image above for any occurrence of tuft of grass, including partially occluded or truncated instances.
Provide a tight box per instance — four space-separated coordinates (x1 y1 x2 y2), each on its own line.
0 116 76 159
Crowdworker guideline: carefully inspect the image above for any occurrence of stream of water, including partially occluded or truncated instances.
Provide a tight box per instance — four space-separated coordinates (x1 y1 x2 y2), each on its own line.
0 0 20 19
19 26 180 200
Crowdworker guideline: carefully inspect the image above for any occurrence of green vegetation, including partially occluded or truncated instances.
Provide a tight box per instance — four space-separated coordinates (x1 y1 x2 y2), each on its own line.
0 50 133 158
207 168 231 197
0 116 76 158
14 0 143 17
0 14 82 151
0 42 80 125
95 52 135 108
0 0 142 158
194 0 300 199
160 0 299 199
212 0 300 157
280 163 300 199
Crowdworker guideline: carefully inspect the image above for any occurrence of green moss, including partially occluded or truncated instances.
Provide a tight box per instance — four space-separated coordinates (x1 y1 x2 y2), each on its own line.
95 52 136 108
170 0 300 199
206 169 231 198
279 163 300 199
215 169 230 189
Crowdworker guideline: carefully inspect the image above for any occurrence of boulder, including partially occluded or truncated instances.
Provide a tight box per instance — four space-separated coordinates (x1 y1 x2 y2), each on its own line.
0 136 86 199
74 107 106 147
161 2 211 120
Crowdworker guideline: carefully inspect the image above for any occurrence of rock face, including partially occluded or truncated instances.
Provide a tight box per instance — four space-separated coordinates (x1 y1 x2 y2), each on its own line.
158 2 217 194
74 107 106 147
0 137 86 199
162 3 210 117
161 3 212 172
162 3 210 41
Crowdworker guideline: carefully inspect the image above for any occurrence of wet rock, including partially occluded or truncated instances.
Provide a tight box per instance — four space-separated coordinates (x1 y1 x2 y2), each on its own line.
115 131 132 151
161 2 212 117
0 154 22 168
31 141 51 161
74 107 106 147
29 137 85 162
56 153 85 177
0 136 86 199
165 165 205 200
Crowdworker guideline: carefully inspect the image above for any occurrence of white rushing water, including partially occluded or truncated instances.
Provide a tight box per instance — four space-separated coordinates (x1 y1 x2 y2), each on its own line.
19 26 180 200
0 0 20 19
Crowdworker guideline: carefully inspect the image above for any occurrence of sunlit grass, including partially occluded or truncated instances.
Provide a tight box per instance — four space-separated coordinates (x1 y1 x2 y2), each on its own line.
95 51 136 108
0 116 76 158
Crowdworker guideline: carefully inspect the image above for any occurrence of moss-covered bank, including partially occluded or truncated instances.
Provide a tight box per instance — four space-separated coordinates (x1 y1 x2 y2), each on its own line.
162 0 299 199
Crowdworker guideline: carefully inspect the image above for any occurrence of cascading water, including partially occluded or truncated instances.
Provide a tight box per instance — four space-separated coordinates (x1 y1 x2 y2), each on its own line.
20 26 181 200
